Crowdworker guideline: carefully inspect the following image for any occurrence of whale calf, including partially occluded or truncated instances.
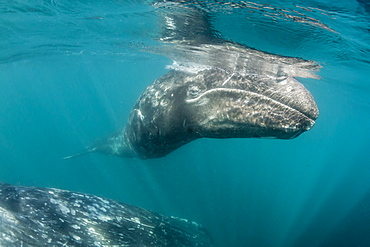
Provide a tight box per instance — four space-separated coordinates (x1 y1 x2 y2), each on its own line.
64 1 320 160
0 182 212 246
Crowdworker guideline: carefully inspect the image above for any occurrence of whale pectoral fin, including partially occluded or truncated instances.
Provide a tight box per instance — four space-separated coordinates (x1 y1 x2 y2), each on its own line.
62 148 97 160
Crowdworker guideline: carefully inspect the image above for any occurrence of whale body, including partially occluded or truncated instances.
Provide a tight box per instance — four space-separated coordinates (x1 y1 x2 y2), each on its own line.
0 182 212 246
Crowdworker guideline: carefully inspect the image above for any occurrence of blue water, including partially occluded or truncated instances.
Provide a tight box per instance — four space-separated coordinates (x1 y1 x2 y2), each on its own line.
1 0 370 246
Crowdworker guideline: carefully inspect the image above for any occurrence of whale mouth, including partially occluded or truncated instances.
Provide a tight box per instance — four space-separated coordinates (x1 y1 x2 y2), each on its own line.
186 87 317 139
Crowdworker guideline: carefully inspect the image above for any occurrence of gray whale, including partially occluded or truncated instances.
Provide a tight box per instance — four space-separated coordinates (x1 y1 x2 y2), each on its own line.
64 1 320 160
0 182 212 246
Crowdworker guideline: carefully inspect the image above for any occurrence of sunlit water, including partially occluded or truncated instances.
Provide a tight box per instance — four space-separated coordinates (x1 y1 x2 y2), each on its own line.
1 0 370 246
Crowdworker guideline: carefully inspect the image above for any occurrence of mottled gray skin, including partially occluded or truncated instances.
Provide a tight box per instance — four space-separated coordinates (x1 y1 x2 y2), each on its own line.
94 66 318 160
64 1 320 160
0 182 212 246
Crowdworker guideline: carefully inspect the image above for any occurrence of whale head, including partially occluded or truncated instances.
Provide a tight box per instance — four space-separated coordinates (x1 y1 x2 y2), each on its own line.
182 69 318 140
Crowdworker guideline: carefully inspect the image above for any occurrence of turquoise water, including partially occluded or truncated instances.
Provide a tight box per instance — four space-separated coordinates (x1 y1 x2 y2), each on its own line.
1 0 370 246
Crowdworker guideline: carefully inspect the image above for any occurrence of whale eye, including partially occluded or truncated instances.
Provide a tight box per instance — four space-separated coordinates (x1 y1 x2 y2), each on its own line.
187 85 201 98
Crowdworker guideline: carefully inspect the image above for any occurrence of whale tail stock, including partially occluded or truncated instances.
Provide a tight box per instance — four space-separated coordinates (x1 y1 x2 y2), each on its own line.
63 131 135 160
62 148 97 160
